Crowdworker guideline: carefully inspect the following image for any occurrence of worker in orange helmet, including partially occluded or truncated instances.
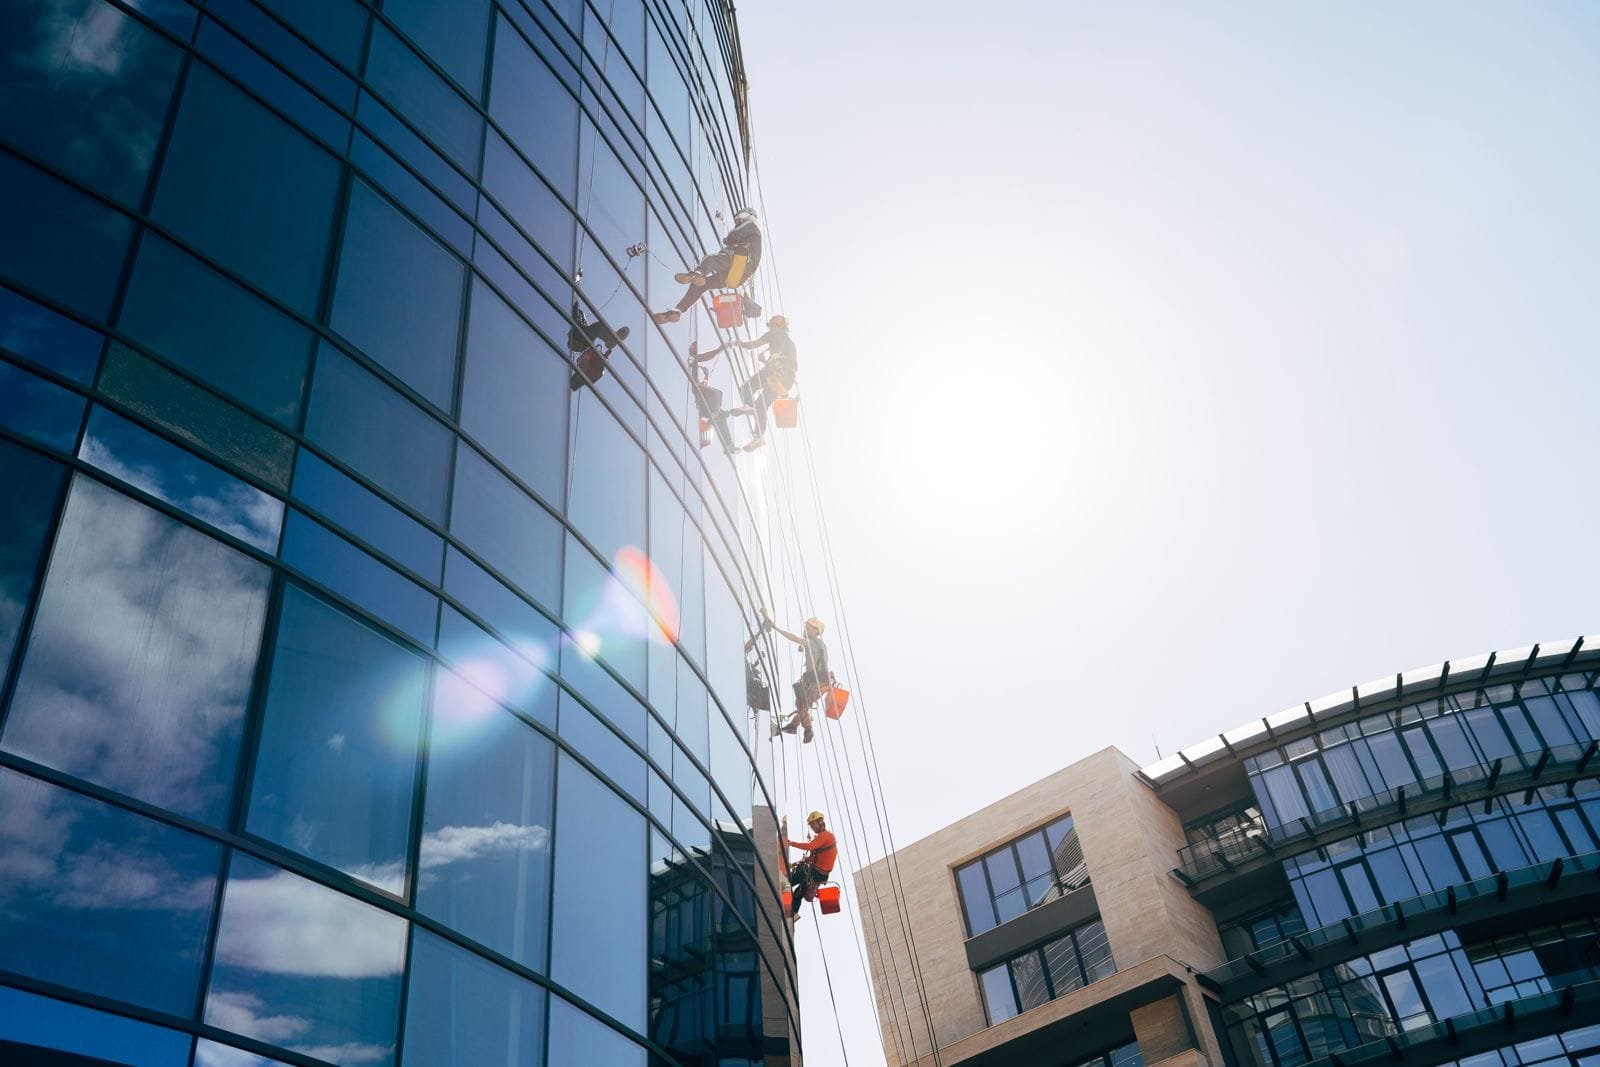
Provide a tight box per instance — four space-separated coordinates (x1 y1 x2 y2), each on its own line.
782 810 837 920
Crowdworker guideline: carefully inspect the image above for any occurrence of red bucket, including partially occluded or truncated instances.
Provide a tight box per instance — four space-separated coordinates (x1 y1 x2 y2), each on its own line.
712 292 742 328
773 397 798 428
823 685 850 720
699 417 712 448
817 885 841 915
781 890 792 912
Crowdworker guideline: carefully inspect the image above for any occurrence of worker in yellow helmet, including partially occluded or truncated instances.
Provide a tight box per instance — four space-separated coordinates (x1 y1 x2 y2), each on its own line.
781 811 837 920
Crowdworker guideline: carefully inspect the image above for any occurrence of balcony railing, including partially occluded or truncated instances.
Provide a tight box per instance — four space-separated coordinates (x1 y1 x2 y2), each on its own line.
1173 739 1599 884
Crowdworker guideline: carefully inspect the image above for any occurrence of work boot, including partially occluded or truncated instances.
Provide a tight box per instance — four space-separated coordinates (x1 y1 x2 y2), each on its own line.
770 718 783 738
781 717 799 734
674 271 707 285
802 726 814 744
742 434 764 452
651 309 681 324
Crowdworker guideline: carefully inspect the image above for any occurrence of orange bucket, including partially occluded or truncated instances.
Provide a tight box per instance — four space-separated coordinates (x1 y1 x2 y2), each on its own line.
817 885 841 915
824 685 850 720
781 890 792 912
712 292 742 328
773 397 798 428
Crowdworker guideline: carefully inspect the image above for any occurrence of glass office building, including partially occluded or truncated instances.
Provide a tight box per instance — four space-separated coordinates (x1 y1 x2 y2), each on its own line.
0 0 799 1063
1149 640 1600 1067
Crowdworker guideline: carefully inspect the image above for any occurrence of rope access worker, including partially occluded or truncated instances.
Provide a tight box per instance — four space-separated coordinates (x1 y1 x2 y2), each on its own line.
782 810 837 920
651 208 762 325
694 315 796 452
567 302 631 391
767 613 827 744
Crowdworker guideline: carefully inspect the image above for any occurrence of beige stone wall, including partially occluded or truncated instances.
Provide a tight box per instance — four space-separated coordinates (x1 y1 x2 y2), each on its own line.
854 747 1226 1065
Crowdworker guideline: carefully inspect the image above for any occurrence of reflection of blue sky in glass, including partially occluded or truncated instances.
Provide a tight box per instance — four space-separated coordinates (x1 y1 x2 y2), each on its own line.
194 1037 294 1067
0 283 104 382
403 928 546 1066
3 476 270 824
0 984 190 1067
0 357 86 451
205 853 406 1067
0 768 222 1016
0 440 65 682
79 405 283 551
247 585 426 894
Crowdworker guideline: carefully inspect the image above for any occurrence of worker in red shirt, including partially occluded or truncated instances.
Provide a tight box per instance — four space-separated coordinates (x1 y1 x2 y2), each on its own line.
782 810 837 920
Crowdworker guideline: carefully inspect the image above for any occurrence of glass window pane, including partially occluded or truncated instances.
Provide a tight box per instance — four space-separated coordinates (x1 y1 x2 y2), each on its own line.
1044 935 1085 997
1478 819 1529 872
459 278 568 506
384 0 492 96
80 406 284 552
567 400 646 565
481 131 575 275
0 985 190 1067
0 283 104 381
403 928 546 1067
1465 706 1517 762
256 0 369 69
0 357 82 450
1016 831 1052 882
1011 949 1050 1012
0 440 65 680
417 669 555 970
1525 696 1577 749
364 25 482 170
99 343 296 491
151 65 340 314
1075 919 1117 982
279 509 437 646
551 751 646 1030
118 234 312 427
304 345 454 521
0 150 134 319
195 1039 295 1066
450 444 562 610
205 853 406 1066
1450 830 1494 880
956 861 996 935
489 18 579 197
1338 862 1381 915
246 585 427 893
980 964 1017 1025
1381 968 1428 1029
0 767 223 1015
558 689 645 802
1259 763 1310 826
292 449 443 582
0 0 182 203
547 996 644 1066
330 180 464 410
3 476 270 823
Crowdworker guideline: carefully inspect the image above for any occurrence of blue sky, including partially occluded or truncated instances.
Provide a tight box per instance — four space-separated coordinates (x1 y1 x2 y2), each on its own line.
736 3 1600 1062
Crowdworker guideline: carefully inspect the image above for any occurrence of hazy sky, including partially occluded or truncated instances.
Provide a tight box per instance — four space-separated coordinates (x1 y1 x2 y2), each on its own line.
734 3 1600 1063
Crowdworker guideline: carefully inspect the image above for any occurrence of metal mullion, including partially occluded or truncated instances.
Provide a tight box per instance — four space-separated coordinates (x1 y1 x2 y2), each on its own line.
0 436 74 740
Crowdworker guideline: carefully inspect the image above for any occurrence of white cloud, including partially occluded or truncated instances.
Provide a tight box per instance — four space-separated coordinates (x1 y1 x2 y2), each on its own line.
327 734 346 753
204 992 310 1044
418 821 550 870
194 1037 292 1067
213 868 406 979
298 1044 392 1066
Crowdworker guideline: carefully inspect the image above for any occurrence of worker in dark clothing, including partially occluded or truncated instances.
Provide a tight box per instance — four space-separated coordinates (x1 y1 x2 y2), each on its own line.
743 632 771 713
767 614 827 744
651 209 762 324
783 810 837 920
697 315 796 451
688 341 739 454
567 302 631 390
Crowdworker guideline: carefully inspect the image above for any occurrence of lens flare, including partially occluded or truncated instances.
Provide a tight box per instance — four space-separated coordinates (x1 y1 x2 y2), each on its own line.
614 546 680 644
574 629 603 657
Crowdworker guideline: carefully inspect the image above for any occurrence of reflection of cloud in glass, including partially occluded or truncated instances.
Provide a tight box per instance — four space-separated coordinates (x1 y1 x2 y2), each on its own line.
212 868 405 980
194 1036 294 1067
351 821 550 895
1 477 270 823
79 409 283 552
199 1002 389 1066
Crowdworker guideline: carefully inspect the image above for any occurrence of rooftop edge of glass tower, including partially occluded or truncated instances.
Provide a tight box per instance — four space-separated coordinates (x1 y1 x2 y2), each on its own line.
0 0 804 1064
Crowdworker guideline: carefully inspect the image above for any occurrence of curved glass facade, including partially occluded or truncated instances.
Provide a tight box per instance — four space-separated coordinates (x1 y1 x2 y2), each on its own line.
1175 662 1600 1067
0 0 799 1063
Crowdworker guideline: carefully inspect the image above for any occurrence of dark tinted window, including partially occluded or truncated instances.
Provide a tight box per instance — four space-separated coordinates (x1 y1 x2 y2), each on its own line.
278 509 437 644
459 278 568 504
0 0 182 203
246 584 428 893
0 284 103 381
205 853 407 1065
303 345 454 521
0 440 66 681
384 0 492 96
98 343 297 491
489 18 579 197
0 151 134 319
0 356 85 451
151 66 341 315
118 234 314 427
550 752 646 1029
403 929 547 1066
449 444 562 609
79 406 284 552
330 180 464 409
256 0 370 69
0 767 223 1015
0 980 192 1067
3 477 271 824
292 449 443 582
364 25 482 171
